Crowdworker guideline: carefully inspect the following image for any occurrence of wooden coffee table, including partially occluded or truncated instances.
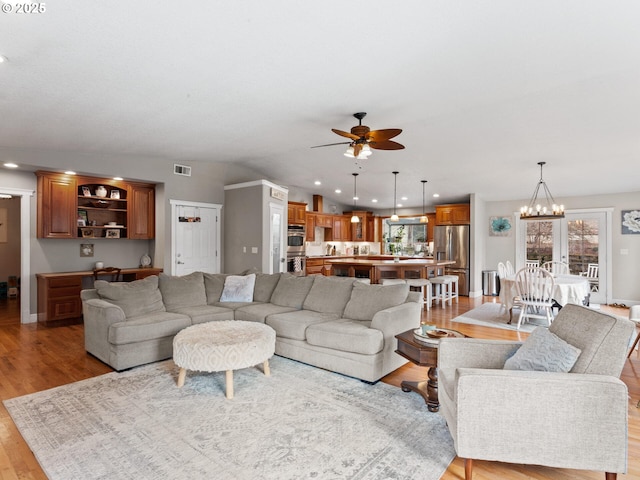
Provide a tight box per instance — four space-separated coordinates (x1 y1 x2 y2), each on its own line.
395 328 465 412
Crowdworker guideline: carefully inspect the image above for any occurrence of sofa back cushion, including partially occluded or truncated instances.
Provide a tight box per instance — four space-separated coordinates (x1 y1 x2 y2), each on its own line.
204 273 229 304
343 282 409 321
158 272 206 311
253 273 282 303
95 275 165 318
303 275 355 315
270 273 315 309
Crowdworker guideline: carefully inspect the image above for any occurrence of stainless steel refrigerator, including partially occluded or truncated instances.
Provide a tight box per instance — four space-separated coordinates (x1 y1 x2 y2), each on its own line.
434 225 470 296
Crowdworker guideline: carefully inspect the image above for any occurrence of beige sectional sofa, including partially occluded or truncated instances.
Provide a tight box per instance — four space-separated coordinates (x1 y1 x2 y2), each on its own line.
81 272 421 382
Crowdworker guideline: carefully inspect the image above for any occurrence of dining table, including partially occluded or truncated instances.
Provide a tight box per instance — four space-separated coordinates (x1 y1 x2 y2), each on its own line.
325 258 455 284
499 273 591 311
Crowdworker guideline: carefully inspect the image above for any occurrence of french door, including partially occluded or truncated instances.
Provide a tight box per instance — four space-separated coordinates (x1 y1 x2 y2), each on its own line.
516 209 612 305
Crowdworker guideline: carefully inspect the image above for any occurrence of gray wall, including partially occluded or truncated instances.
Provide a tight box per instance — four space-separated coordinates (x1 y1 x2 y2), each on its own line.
224 184 264 274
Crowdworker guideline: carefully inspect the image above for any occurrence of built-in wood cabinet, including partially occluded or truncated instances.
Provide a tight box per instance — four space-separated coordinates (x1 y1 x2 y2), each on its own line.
306 257 325 276
329 215 351 242
36 171 155 239
344 211 375 242
305 213 316 241
315 214 333 228
287 202 307 225
36 268 162 325
435 204 470 225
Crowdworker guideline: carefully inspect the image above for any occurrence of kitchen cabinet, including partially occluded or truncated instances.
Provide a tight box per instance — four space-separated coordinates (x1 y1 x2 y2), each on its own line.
330 215 352 241
287 202 307 225
315 214 333 228
435 204 470 225
305 257 325 276
36 171 155 239
36 268 162 325
344 211 375 242
305 213 316 241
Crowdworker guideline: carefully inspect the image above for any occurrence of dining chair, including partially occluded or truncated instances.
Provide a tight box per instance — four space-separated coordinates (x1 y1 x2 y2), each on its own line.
525 259 540 268
541 261 570 275
497 262 507 279
505 260 515 275
580 263 599 292
93 267 122 282
514 266 555 330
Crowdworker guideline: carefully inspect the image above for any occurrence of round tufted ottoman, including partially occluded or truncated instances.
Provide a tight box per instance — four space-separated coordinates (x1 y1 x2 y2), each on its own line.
173 321 276 399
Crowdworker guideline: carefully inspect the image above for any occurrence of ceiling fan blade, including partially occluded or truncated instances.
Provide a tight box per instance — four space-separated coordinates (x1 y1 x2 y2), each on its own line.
310 141 352 148
331 128 360 140
366 128 402 142
369 140 405 150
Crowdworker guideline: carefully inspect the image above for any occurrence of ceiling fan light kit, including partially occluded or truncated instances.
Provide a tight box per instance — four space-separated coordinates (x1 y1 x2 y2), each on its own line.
520 161 565 220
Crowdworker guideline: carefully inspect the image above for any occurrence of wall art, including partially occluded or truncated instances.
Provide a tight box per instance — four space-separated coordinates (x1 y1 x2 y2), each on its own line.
489 216 512 237
621 209 640 234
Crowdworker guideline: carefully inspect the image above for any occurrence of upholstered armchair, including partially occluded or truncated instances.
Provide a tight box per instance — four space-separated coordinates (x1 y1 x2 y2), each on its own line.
438 304 635 480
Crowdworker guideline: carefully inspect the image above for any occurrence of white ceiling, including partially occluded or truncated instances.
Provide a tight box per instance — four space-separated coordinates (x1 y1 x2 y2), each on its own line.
1 1 639 211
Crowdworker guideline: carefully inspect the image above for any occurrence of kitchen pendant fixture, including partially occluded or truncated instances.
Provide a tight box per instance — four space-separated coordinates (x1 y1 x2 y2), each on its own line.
420 180 428 223
390 171 399 222
520 162 565 220
351 173 360 223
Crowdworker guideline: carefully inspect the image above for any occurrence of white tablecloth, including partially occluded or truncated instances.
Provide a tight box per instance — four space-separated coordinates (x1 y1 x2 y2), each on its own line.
499 274 590 310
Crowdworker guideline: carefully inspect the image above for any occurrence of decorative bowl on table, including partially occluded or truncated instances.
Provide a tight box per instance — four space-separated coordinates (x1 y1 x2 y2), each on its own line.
91 200 109 208
425 329 449 339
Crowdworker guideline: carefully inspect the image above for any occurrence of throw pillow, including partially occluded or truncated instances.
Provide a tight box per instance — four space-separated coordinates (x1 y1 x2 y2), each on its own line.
342 282 409 321
220 274 256 302
95 275 165 319
158 272 206 311
503 327 582 373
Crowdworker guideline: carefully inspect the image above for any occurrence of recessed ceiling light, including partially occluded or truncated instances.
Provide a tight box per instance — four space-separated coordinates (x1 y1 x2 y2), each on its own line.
0 194 12 199
397 203 403 208
4 163 18 168
64 171 76 175
334 189 341 194
113 177 123 181
0 55 7 64
314 180 321 186
372 199 378 203
353 196 359 201
433 193 440 198
401 196 408 201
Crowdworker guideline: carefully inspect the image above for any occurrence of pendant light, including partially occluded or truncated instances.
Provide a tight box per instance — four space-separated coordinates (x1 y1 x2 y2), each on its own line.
390 171 399 222
420 180 428 223
350 173 360 223
520 162 565 220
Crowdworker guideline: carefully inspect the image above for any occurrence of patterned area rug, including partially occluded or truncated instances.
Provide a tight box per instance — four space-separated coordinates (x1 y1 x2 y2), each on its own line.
451 302 547 332
4 356 455 480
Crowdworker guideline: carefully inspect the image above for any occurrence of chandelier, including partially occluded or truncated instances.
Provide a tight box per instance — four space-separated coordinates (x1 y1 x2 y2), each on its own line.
520 162 565 220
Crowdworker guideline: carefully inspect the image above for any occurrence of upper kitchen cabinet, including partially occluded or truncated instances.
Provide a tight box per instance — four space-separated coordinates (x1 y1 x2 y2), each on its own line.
36 171 156 239
287 201 307 225
435 204 470 225
329 215 352 242
344 211 375 242
36 171 77 239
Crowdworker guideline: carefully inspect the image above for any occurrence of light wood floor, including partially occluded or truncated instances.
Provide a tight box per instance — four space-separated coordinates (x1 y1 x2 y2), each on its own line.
0 296 638 480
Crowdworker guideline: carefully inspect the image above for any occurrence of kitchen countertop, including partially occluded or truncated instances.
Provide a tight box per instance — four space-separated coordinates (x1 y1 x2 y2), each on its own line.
307 255 434 260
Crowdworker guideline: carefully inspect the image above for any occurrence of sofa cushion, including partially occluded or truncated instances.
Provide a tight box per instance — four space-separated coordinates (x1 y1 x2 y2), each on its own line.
342 282 409 321
220 274 256 302
303 275 355 315
95 275 165 319
266 310 339 341
253 273 282 303
270 273 315 309
158 272 207 311
235 303 297 323
170 305 235 325
503 327 582 373
204 273 229 304
306 319 384 355
108 312 191 345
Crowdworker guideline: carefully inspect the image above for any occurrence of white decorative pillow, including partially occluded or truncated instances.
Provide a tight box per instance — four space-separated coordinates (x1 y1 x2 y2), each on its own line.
219 274 256 302
504 327 581 373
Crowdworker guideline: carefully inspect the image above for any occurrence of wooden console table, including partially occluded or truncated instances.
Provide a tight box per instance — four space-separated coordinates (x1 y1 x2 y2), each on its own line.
36 267 162 325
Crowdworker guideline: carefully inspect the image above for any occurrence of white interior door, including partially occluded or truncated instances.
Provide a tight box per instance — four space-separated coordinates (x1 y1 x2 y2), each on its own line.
268 202 285 274
170 200 221 276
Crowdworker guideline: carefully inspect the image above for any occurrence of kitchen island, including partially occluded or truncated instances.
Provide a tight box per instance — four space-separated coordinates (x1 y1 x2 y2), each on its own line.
325 258 454 284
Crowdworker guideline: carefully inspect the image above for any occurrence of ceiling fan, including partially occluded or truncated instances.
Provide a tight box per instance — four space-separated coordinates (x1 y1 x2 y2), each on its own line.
311 112 404 159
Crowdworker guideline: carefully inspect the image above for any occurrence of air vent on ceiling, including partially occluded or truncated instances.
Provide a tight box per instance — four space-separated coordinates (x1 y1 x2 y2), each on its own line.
173 164 192 176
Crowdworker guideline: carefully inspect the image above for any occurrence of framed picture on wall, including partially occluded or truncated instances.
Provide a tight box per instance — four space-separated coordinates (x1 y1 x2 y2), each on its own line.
489 216 512 237
82 186 92 197
621 209 640 234
110 189 120 199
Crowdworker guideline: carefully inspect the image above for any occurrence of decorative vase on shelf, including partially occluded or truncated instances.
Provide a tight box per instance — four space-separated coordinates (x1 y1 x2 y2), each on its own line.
95 186 107 198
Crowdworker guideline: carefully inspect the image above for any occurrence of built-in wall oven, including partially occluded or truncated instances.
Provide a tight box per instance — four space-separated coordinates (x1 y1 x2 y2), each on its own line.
287 224 306 275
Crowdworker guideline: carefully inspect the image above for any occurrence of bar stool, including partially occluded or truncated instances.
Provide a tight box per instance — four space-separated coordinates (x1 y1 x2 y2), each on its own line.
405 278 432 310
430 275 459 307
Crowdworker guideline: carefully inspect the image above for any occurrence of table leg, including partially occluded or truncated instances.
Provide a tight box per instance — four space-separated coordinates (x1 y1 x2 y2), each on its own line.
263 359 270 376
400 366 439 412
177 367 186 387
225 370 234 399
